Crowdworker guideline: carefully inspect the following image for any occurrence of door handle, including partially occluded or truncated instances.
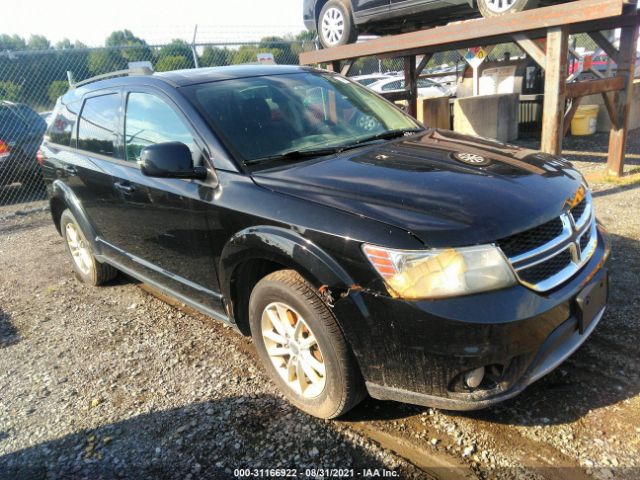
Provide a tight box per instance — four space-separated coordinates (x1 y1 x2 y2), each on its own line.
113 181 135 194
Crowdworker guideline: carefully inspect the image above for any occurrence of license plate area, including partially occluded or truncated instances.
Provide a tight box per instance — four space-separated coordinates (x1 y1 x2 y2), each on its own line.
576 269 608 334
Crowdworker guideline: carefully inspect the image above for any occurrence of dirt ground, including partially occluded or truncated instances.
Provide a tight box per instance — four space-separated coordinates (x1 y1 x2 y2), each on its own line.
1 132 639 480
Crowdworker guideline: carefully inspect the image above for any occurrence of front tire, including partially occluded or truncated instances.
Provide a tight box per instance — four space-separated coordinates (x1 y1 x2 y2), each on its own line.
318 0 358 49
477 0 538 17
249 270 366 419
60 209 118 286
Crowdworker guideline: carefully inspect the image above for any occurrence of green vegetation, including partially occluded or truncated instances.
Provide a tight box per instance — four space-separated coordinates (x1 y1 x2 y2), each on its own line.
0 30 314 110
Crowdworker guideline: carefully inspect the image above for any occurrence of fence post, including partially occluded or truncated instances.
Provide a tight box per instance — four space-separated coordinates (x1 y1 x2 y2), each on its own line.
191 25 199 69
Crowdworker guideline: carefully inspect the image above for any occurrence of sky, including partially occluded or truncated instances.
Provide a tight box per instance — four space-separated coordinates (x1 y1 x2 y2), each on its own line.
4 0 307 46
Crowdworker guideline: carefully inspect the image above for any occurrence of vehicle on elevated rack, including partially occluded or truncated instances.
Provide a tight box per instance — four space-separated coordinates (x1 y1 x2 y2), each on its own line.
305 0 570 48
41 65 609 419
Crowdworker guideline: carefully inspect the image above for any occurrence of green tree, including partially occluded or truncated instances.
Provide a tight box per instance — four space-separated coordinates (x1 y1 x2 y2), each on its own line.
105 29 151 62
27 35 51 50
155 55 191 72
157 39 194 68
199 46 232 67
87 49 127 76
0 34 26 51
48 80 69 103
55 38 73 50
0 82 23 102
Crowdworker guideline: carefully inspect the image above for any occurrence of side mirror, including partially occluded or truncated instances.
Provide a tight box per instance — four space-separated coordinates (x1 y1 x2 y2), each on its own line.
139 142 207 180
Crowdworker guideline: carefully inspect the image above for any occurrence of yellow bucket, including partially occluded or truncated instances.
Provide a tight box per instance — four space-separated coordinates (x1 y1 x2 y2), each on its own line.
571 105 599 136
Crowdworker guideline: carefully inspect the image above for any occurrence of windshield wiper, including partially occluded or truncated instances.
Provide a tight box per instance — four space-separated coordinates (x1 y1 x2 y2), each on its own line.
347 128 425 147
245 147 346 165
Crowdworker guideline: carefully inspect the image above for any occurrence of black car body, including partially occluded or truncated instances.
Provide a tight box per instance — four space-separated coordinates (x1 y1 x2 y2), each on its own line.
0 101 47 187
41 65 609 416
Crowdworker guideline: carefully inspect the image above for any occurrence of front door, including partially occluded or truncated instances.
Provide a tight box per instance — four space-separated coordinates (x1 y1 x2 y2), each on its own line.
100 88 222 313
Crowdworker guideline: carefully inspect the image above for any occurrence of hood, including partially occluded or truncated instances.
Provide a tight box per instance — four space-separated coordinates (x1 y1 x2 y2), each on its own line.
252 129 585 247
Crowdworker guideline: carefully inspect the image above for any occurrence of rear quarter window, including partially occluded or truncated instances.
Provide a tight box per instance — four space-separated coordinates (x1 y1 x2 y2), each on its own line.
77 94 120 157
45 100 80 146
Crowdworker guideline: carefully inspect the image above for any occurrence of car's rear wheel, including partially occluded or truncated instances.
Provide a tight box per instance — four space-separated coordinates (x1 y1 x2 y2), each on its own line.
477 0 538 17
318 0 358 49
60 209 118 286
249 269 366 419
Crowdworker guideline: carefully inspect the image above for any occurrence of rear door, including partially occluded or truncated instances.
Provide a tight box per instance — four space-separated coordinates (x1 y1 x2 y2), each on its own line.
100 87 222 313
72 91 126 244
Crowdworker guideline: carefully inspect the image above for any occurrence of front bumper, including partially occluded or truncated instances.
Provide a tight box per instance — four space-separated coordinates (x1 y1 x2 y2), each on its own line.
333 226 611 410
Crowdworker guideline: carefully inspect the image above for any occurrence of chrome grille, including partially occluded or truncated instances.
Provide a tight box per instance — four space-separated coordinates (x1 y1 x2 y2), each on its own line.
497 189 597 292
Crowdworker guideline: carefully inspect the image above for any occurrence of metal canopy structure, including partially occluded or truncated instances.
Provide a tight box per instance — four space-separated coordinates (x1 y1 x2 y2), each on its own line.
300 0 640 176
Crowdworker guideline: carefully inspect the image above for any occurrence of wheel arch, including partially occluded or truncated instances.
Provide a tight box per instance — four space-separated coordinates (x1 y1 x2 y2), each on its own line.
220 226 356 336
49 179 100 251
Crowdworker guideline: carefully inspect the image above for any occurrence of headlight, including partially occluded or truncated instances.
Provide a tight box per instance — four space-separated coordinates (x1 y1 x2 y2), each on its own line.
362 244 516 299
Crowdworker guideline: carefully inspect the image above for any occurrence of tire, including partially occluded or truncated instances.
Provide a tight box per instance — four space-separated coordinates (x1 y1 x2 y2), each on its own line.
318 0 358 49
477 0 538 17
60 209 118 286
249 269 366 419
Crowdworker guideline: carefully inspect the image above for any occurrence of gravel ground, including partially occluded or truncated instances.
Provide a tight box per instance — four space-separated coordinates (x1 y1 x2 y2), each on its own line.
0 131 639 480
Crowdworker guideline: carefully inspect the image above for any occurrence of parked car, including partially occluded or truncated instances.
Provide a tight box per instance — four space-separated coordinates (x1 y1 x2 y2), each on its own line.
0 101 47 188
39 110 53 125
351 73 394 86
41 65 609 419
304 0 568 48
369 76 450 98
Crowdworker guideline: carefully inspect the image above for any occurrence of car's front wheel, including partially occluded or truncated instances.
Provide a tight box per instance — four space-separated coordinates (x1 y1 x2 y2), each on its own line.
318 0 358 49
249 269 366 418
477 0 538 17
60 209 118 286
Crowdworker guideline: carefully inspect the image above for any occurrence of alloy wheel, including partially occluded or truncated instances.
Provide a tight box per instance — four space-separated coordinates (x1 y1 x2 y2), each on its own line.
483 0 517 13
261 301 327 398
65 222 92 275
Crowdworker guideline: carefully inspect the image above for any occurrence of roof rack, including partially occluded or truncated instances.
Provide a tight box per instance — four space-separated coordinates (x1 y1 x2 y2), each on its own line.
68 66 154 89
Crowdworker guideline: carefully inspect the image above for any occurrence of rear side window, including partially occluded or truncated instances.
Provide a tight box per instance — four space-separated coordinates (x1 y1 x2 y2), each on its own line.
77 94 120 157
45 100 80 146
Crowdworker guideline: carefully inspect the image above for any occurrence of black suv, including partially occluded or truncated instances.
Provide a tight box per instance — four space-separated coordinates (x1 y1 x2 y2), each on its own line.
41 65 609 419
304 0 563 48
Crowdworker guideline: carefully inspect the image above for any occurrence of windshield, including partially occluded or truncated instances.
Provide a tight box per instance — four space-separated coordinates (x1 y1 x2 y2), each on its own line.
185 72 421 164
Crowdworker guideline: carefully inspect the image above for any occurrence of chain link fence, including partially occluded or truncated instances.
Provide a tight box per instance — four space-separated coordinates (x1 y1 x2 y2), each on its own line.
0 39 313 214
0 32 635 214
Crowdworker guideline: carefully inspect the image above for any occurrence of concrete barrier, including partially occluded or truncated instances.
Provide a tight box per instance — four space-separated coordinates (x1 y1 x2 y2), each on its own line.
453 93 519 142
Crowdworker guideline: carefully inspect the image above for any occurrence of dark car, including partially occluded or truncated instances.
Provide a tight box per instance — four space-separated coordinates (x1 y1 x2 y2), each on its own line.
40 65 609 419
304 0 564 48
0 101 47 188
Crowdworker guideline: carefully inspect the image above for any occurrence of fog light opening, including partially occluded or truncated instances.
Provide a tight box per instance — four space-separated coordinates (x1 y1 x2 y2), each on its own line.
464 366 485 389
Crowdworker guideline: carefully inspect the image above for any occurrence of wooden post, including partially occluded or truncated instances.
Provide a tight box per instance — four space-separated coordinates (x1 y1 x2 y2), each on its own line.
541 26 569 156
404 56 417 118
607 23 639 177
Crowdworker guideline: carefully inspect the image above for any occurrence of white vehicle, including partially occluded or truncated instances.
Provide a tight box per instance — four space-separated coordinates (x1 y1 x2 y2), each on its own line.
369 76 450 98
351 74 394 87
